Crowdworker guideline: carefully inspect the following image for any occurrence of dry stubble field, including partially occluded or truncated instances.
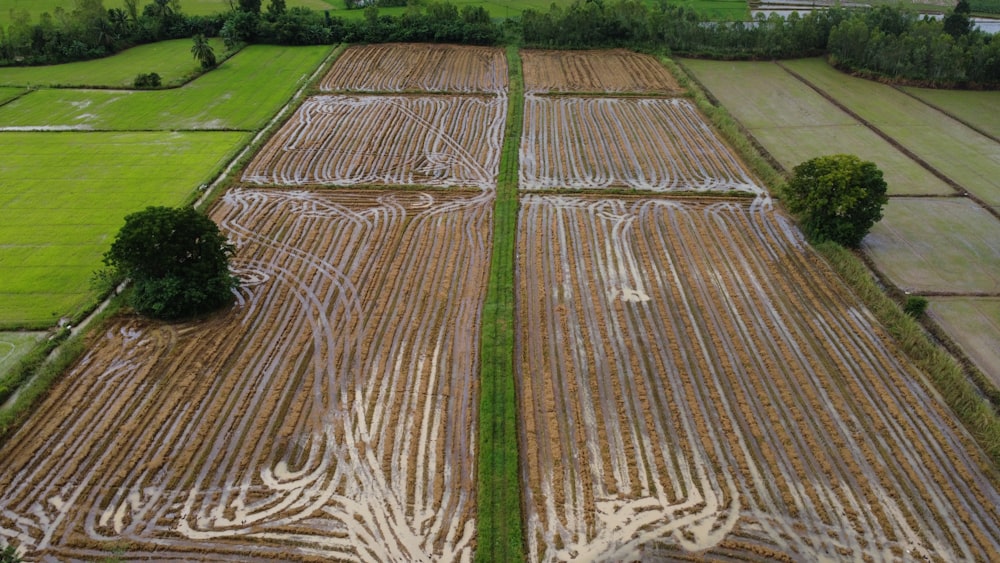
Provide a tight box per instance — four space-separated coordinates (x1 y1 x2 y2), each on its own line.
2 45 1000 562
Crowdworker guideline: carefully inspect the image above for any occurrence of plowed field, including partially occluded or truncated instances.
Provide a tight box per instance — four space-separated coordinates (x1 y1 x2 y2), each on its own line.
516 194 1000 561
0 188 492 561
242 95 506 189
320 43 508 94
521 49 681 94
520 96 759 192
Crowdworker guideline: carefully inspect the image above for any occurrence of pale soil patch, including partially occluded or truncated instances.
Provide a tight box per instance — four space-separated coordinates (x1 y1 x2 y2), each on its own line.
517 194 1000 561
0 188 491 561
320 43 508 94
521 49 682 94
243 95 506 190
863 197 1000 294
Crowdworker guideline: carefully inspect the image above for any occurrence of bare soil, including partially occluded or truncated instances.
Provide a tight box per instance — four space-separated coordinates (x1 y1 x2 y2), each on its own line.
521 49 682 95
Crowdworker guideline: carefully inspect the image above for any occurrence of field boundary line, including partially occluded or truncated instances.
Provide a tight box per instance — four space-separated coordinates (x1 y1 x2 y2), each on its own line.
476 44 525 563
776 61 1000 223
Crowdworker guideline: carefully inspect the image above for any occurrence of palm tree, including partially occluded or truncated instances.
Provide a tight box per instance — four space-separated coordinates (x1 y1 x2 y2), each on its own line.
191 34 217 69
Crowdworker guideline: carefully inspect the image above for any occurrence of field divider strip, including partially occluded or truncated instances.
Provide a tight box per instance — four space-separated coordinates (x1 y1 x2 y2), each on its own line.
476 44 525 563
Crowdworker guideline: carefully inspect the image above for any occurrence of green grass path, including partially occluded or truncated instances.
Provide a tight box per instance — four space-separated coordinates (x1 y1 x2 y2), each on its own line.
476 45 525 563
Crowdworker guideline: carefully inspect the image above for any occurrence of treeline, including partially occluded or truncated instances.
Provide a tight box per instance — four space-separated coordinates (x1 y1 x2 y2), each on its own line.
518 0 999 86
2 0 998 87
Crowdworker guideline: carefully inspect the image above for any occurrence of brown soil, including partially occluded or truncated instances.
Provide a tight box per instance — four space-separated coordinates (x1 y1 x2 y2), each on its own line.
516 194 1000 562
0 188 492 561
521 49 683 95
321 43 508 94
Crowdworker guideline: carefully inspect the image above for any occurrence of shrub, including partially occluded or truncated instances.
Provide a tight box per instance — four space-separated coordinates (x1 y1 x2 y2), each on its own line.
783 154 888 248
133 72 162 89
904 295 929 318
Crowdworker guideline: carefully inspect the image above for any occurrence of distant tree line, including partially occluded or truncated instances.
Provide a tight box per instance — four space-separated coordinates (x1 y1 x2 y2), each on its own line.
2 0 997 86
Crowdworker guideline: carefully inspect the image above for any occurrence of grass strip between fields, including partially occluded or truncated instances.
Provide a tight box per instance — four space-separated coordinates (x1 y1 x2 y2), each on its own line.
670 55 1000 477
476 44 525 563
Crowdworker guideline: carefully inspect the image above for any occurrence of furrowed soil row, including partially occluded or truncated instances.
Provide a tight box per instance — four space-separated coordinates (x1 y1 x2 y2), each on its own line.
242 94 507 190
516 194 1000 561
320 43 508 94
0 188 492 561
521 49 682 94
519 96 760 193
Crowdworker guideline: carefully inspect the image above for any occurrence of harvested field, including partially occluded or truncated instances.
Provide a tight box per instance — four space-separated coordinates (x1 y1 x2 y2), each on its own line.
516 194 1000 561
0 187 492 561
243 95 506 189
521 49 682 94
519 96 759 192
320 43 507 94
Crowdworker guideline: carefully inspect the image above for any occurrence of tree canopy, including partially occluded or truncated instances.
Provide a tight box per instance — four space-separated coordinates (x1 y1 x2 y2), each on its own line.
104 206 238 320
782 155 888 248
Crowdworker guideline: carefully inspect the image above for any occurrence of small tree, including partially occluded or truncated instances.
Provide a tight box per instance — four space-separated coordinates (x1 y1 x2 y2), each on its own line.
783 154 888 248
191 33 217 69
133 71 161 88
103 206 238 320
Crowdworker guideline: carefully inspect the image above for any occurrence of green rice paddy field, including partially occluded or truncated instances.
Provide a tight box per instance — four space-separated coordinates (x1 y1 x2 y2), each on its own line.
683 57 1000 384
902 87 1000 141
681 59 954 196
0 43 332 328
0 38 227 88
0 130 248 328
0 87 22 105
930 298 1000 389
782 58 1000 208
0 44 331 131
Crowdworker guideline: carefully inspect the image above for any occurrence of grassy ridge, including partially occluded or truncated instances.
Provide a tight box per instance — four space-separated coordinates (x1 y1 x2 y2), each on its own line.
476 44 525 563
0 38 227 88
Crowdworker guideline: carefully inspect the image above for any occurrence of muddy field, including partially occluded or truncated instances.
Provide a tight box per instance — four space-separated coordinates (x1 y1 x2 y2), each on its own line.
320 43 508 94
242 95 506 189
521 49 681 94
516 194 1000 561
520 96 759 192
0 188 492 561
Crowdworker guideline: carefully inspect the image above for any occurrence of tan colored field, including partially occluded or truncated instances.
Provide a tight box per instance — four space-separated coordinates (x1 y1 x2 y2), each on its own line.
521 49 681 94
517 194 1000 561
0 188 492 561
520 96 759 192
320 43 508 94
242 94 507 189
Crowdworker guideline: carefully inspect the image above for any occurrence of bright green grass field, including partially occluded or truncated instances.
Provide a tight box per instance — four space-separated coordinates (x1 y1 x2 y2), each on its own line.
0 0 336 24
929 297 1000 388
0 130 248 328
0 38 227 88
902 87 1000 141
783 58 1000 207
862 197 1000 295
681 58 954 196
0 87 23 104
0 44 331 131
0 331 44 377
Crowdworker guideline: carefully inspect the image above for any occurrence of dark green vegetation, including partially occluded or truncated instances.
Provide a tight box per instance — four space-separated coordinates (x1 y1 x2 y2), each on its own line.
103 206 237 319
476 44 525 563
784 154 888 248
971 0 1000 15
5 1 997 87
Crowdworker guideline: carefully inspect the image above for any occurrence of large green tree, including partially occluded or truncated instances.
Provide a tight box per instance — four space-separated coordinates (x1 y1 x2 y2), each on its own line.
783 154 888 248
104 206 239 320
